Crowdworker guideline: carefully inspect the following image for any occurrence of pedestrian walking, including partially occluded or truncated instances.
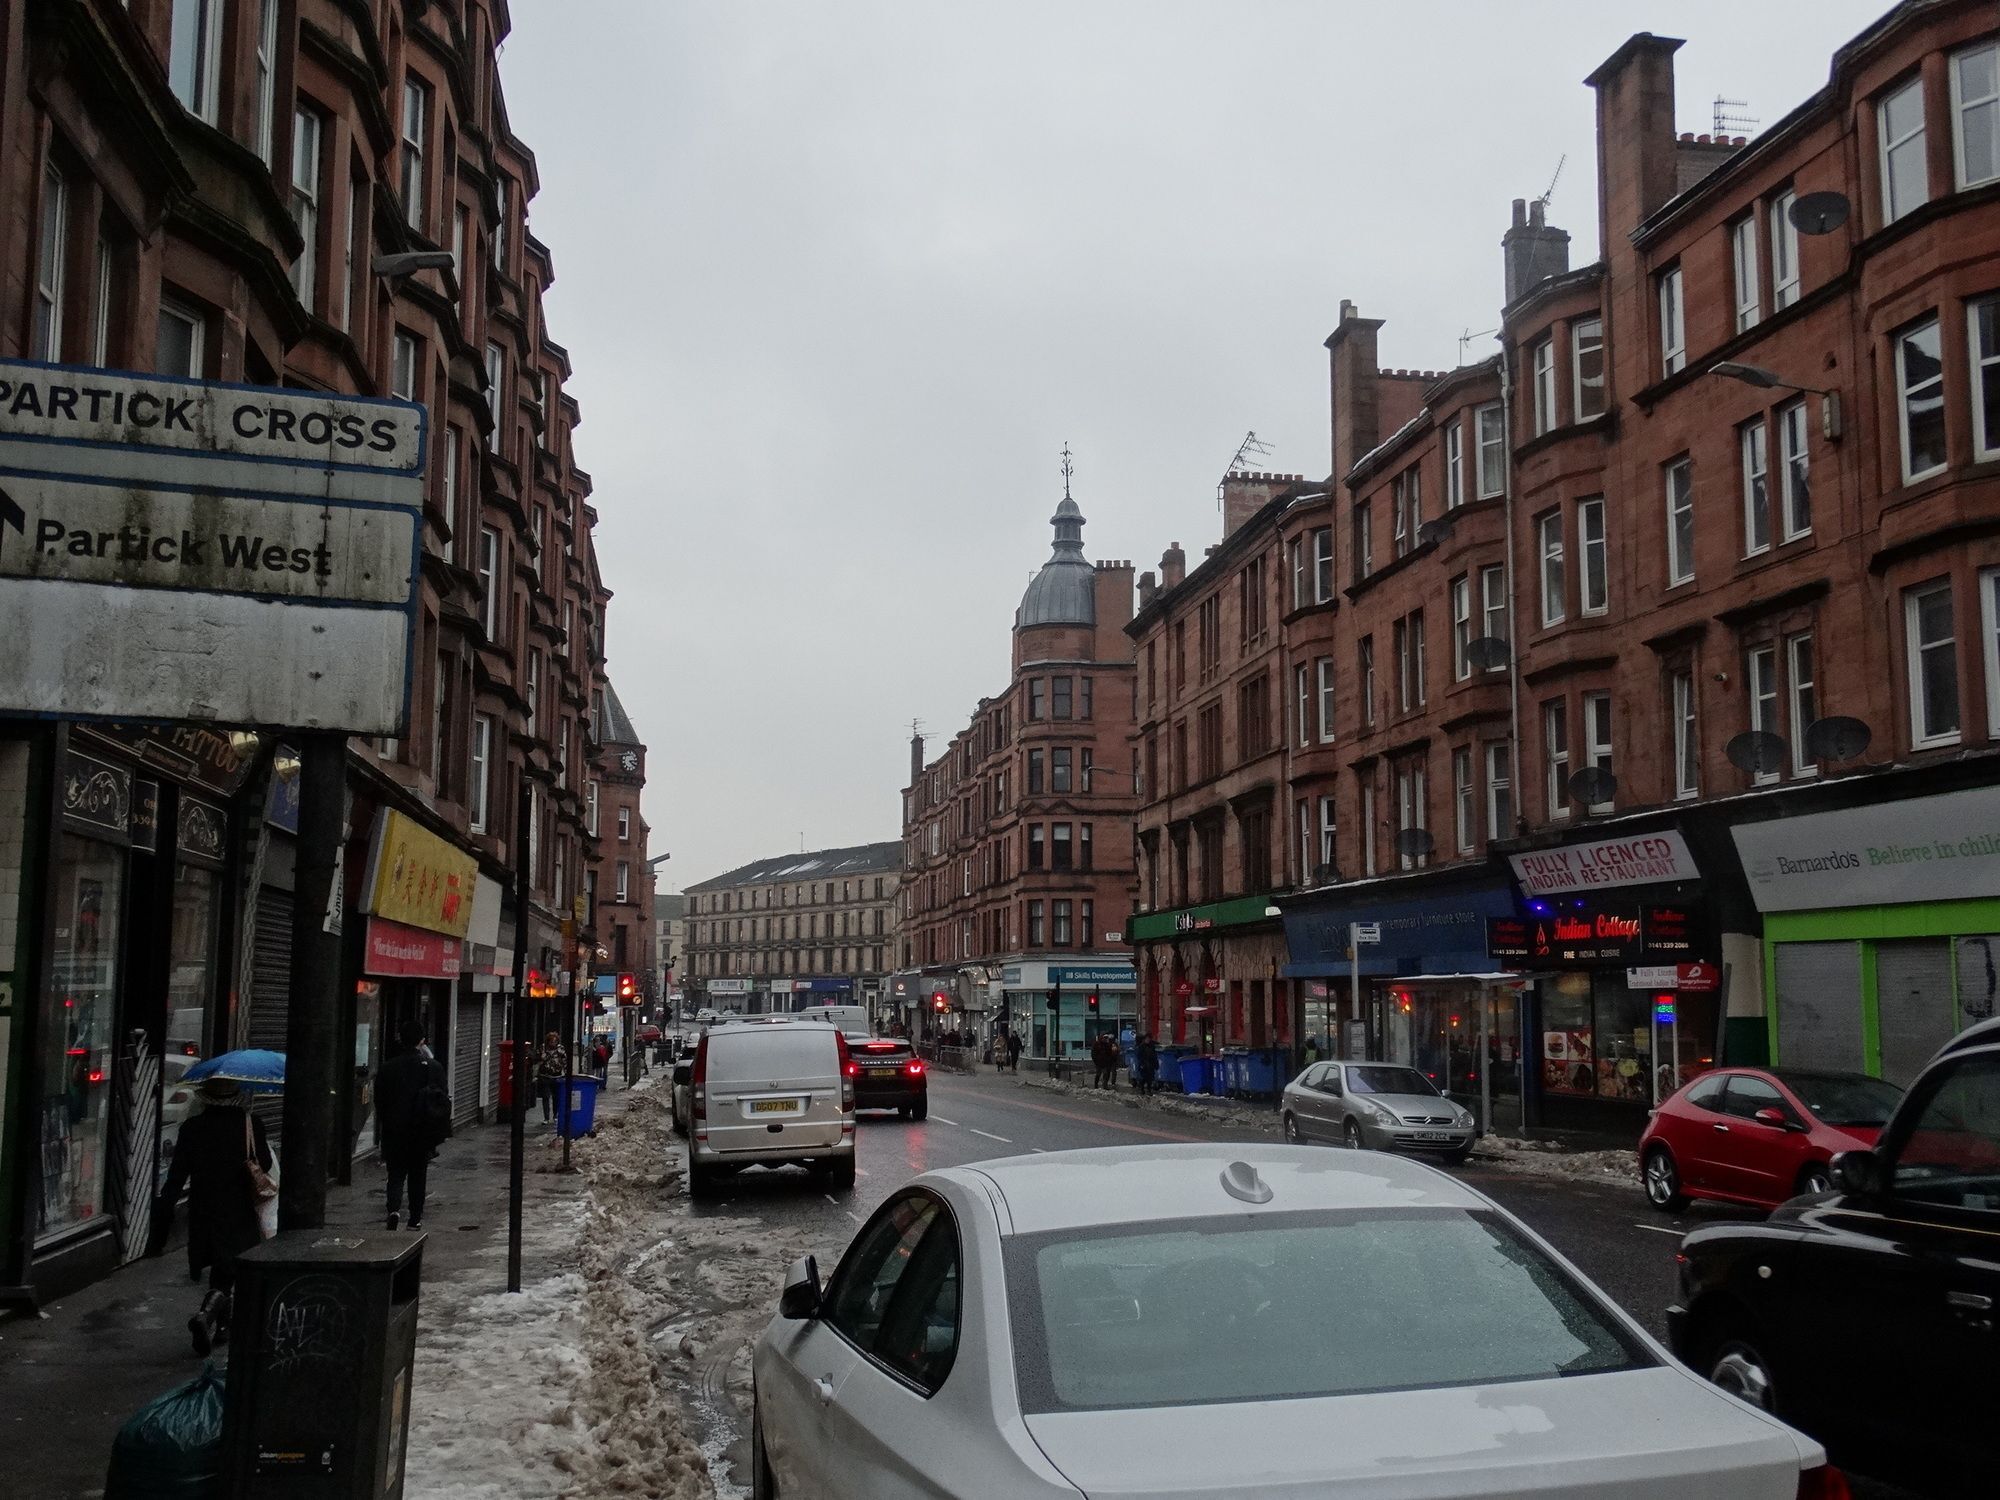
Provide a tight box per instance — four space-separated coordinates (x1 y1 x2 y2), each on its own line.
1091 1033 1115 1089
149 1077 276 1354
1008 1030 1024 1072
1303 1034 1322 1067
537 1031 567 1123
1137 1032 1160 1095
376 1022 451 1231
594 1038 612 1082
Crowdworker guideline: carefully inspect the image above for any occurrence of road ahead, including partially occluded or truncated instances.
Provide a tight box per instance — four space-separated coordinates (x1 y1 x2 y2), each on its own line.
679 1066 1921 1499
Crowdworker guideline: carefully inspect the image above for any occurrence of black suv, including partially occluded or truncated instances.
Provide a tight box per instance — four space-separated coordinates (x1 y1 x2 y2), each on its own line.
844 1035 928 1119
1669 1016 2000 1491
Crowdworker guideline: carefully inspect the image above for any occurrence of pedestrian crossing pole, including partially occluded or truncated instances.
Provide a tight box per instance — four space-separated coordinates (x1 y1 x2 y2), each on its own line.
506 776 532 1294
278 733 346 1232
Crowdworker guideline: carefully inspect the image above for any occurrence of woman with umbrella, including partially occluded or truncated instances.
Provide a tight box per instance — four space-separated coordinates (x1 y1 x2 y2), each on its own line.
148 1049 281 1355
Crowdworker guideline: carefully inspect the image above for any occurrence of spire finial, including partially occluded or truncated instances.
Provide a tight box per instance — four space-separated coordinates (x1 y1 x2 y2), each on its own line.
1060 442 1074 500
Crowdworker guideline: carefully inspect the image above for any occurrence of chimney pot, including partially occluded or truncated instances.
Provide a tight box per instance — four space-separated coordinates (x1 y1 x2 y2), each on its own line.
1530 199 1545 228
1512 198 1528 226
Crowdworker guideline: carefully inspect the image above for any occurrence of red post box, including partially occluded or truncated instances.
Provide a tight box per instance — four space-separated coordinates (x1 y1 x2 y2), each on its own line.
498 1038 517 1110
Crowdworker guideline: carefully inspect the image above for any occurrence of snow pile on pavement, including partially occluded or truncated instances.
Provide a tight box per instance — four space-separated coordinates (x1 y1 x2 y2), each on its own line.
1022 1072 1283 1132
1469 1133 1640 1190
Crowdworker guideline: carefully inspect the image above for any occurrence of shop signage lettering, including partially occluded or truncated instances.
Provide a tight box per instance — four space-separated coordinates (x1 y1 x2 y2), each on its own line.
362 916 460 980
1174 912 1211 932
1642 904 1694 955
61 750 129 836
79 723 261 798
1509 830 1699 897
130 779 159 852
360 809 476 939
1733 785 2000 912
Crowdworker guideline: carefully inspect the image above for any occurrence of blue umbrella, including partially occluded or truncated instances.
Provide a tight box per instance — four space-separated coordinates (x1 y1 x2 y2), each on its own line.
182 1049 287 1094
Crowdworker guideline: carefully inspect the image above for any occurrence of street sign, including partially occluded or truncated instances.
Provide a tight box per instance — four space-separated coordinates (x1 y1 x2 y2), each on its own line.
1353 923 1382 944
0 359 425 734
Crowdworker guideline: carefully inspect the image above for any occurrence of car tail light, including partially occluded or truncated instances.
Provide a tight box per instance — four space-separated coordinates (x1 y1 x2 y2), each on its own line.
1796 1464 1852 1499
843 1061 859 1077
907 1060 926 1076
836 1033 855 1111
691 1036 708 1122
863 1040 898 1053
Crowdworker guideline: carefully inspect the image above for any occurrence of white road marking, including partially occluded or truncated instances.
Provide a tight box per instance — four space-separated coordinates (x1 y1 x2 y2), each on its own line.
928 1115 959 1126
1030 1147 1049 1153
1632 1222 1683 1236
970 1128 1012 1143
824 1194 838 1205
854 1168 868 1178
846 1211 863 1224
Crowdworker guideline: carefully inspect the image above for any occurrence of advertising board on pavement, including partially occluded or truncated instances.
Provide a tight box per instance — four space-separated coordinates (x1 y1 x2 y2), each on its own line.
0 360 424 734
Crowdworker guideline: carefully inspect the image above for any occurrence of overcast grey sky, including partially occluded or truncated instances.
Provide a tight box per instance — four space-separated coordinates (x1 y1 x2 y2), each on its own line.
499 0 1888 888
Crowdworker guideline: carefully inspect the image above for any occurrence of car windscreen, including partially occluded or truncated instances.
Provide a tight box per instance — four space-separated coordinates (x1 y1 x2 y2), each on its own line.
1005 1207 1649 1413
1781 1071 1903 1126
1345 1066 1438 1097
708 1027 836 1079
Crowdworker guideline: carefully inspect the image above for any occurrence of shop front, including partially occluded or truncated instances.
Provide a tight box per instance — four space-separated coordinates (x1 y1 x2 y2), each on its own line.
1731 783 2000 1088
1496 829 1721 1135
1001 960 1136 1059
1279 872 1519 1127
1128 896 1291 1059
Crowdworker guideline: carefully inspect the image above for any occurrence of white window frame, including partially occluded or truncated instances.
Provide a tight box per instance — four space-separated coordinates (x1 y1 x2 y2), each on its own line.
1452 747 1475 854
1583 691 1613 812
1394 618 1412 712
1451 574 1473 680
1747 644 1781 785
1479 564 1507 664
1412 612 1425 707
1896 314 1947 484
91 237 111 366
469 715 492 833
1476 403 1505 498
401 78 429 233
1905 579 1961 749
1317 795 1336 869
1355 503 1373 578
586 779 600 837
392 330 419 402
1392 473 1411 557
617 805 632 842
1983 569 2000 739
1316 657 1335 742
1665 458 1695 587
616 861 630 903
1879 75 1930 225
1572 317 1605 420
1289 537 1306 611
1954 40 2000 191
1659 266 1685 376
1359 637 1375 727
1395 761 1428 871
1578 497 1607 616
1294 664 1311 748
1672 671 1700 800
1778 399 1812 540
1312 527 1333 602
32 166 66 361
1770 190 1801 309
1484 743 1511 842
170 0 225 124
1531 336 1556 435
290 108 322 309
253 0 280 165
1740 419 1771 556
440 426 461 566
1731 215 1760 332
1788 631 1819 779
1537 510 1565 627
1972 297 2000 462
1543 701 1569 821
1444 420 1464 508
341 177 361 333
478 526 500 638
1361 779 1377 877
156 296 205 378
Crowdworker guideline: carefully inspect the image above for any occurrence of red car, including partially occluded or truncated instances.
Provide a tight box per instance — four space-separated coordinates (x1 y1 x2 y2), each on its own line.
1638 1066 1902 1212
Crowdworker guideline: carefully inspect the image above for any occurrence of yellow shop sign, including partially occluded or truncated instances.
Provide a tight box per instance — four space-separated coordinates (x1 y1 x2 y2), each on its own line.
362 808 476 939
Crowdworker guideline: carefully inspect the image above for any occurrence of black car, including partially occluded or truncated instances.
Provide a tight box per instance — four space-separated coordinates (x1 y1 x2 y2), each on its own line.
844 1035 928 1119
1669 1016 2000 1491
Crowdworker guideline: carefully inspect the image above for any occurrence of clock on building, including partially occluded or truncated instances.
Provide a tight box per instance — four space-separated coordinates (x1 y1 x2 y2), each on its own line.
619 750 638 772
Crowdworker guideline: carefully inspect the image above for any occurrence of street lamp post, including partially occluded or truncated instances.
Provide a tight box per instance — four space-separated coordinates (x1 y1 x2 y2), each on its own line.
1707 361 1843 439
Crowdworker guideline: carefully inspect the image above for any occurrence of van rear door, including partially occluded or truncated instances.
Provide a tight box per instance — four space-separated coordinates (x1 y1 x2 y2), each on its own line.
705 1026 844 1154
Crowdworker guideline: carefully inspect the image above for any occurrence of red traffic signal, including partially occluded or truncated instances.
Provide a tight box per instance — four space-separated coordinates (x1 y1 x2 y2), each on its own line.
932 991 949 1012
617 971 637 1004
1087 991 1100 1011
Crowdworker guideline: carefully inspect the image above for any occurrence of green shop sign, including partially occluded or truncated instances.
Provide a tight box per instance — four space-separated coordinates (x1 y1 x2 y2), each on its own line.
1128 895 1277 943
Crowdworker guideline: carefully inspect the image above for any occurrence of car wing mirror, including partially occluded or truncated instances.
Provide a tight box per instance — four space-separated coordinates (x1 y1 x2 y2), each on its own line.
779 1254 822 1320
1753 1107 1794 1130
1831 1149 1884 1198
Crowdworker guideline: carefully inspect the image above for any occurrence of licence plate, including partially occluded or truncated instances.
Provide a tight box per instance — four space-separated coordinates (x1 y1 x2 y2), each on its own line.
1412 1131 1453 1143
868 1067 899 1078
750 1099 799 1115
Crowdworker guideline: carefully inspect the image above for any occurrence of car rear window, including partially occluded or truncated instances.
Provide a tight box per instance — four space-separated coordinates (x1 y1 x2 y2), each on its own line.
708 1026 837 1079
1006 1208 1648 1413
1781 1071 1903 1126
1346 1066 1438 1097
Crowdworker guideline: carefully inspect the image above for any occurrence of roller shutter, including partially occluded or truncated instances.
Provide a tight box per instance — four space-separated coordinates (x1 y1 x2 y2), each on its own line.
1772 941 1863 1074
452 991 483 1126
245 888 294 1146
1875 939 1955 1086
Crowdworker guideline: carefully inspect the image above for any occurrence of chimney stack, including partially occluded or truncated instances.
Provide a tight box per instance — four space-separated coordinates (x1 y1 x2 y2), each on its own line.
910 729 925 788
1587 34 1686 246
1160 543 1186 591
1502 197 1572 307
1219 472 1305 540
1137 569 1157 609
1324 300 1384 482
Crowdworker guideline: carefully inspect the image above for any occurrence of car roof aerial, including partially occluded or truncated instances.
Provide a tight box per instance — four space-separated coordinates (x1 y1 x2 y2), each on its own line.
950 1142 1485 1235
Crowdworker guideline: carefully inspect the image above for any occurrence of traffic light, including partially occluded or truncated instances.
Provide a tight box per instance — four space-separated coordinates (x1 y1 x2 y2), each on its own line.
1045 982 1061 1012
932 991 949 1013
617 972 637 1005
1087 991 1100 1013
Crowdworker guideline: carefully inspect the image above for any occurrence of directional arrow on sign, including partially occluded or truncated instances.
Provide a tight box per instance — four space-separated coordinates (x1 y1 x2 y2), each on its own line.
0 484 22 558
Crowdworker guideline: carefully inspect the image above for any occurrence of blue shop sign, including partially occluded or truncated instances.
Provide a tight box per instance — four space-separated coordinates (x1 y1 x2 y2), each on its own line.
804 978 854 993
1281 880 1517 978
1051 963 1136 987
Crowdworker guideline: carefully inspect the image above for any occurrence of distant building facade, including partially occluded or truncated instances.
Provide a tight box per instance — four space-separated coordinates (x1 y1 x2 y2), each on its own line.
588 685 654 990
684 843 902 1015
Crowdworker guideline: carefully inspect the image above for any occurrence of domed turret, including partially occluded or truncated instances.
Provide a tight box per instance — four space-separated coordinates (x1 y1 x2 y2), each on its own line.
1018 496 1096 629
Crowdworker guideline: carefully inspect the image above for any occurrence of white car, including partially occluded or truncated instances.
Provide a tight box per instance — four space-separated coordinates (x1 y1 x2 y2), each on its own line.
687 1019 855 1197
750 1143 1845 1499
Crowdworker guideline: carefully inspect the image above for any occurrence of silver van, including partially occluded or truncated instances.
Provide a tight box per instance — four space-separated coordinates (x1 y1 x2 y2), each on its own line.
687 1020 854 1197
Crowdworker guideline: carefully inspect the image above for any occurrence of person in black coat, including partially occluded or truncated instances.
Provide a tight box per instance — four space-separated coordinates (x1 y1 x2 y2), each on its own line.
375 1022 448 1231
150 1077 274 1355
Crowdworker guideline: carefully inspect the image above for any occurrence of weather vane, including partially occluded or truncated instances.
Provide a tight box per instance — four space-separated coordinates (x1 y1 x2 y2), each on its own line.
1060 442 1074 501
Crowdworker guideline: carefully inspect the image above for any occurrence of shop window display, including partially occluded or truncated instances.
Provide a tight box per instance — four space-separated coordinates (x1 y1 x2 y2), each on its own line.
38 833 124 1241
1540 973 1653 1104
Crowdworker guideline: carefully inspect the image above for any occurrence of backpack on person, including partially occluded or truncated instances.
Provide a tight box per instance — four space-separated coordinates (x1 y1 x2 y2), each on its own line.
415 1071 453 1141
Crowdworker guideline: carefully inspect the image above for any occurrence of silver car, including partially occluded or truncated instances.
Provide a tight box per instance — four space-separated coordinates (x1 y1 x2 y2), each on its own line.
1281 1060 1476 1161
749 1144 1838 1498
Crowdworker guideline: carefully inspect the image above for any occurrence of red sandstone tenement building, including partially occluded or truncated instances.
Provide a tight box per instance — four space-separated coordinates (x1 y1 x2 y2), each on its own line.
1131 1 2000 1135
897 493 1140 1056
0 0 650 1298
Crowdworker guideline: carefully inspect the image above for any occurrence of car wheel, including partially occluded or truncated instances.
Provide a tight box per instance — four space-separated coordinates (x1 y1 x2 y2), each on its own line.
898 1103 912 1120
1706 1335 1779 1415
1343 1118 1363 1149
912 1097 928 1121
1443 1146 1472 1166
827 1155 856 1192
1282 1112 1301 1143
1643 1146 1688 1211
688 1161 718 1201
751 1396 778 1500
1796 1162 1833 1197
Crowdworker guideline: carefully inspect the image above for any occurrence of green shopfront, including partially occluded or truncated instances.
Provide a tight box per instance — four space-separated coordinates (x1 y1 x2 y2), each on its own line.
1732 784 2000 1088
1128 895 1291 1057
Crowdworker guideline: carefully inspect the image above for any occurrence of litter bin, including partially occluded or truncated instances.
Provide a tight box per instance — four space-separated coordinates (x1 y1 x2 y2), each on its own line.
220 1228 423 1498
559 1073 601 1137
1241 1048 1280 1097
1177 1054 1209 1096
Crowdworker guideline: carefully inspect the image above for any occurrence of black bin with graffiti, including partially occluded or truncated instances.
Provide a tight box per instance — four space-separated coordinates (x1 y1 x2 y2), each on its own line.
219 1229 424 1498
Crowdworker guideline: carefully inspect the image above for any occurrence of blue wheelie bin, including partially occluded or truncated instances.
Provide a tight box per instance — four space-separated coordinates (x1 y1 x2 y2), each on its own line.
558 1074 601 1138
1177 1054 1208 1096
1241 1047 1280 1098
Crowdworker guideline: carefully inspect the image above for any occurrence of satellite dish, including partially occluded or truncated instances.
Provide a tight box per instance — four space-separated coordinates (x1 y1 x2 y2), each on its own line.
1417 517 1454 548
1466 636 1510 672
1803 715 1871 761
1393 828 1435 859
1789 190 1850 236
1566 767 1619 808
1725 730 1788 775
